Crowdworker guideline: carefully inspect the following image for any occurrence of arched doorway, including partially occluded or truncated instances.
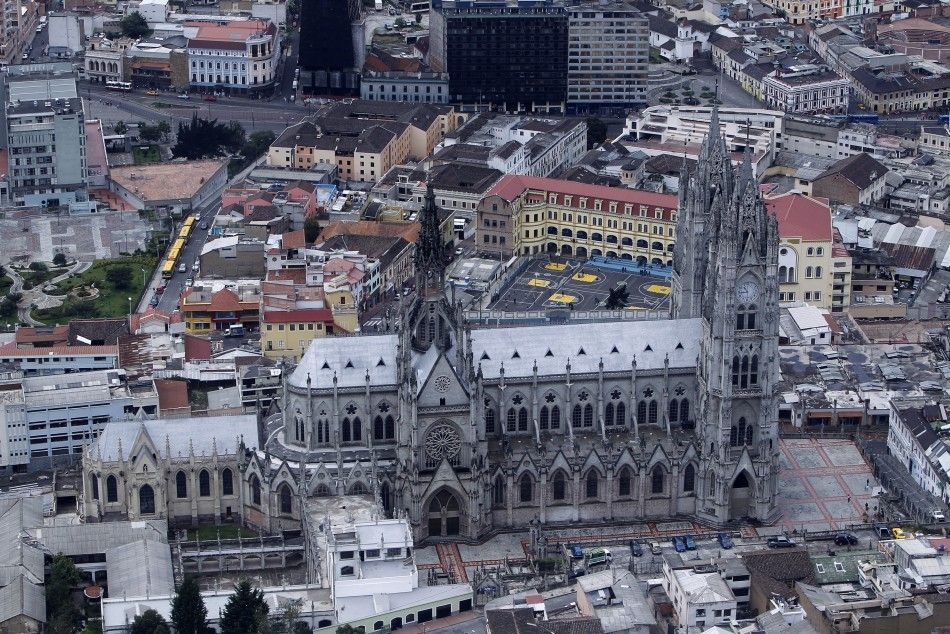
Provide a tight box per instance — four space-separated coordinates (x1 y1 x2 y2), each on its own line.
381 482 392 518
730 470 753 519
576 246 588 258
560 244 573 256
427 489 462 537
140 484 155 515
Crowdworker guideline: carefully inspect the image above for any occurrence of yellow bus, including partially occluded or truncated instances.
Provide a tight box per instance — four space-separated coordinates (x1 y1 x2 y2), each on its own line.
172 238 185 253
183 216 195 230
178 226 190 242
161 260 175 279
168 246 181 263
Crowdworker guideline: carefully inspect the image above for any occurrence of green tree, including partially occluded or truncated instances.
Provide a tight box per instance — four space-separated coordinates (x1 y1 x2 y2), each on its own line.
29 261 48 272
171 576 209 634
585 117 607 149
335 626 358 634
242 130 276 161
45 554 82 634
220 580 269 634
139 125 162 143
157 120 171 142
0 296 16 320
131 609 171 634
172 114 246 160
114 120 129 136
604 283 629 309
106 264 133 290
293 623 313 634
121 11 152 38
303 215 320 244
52 252 67 267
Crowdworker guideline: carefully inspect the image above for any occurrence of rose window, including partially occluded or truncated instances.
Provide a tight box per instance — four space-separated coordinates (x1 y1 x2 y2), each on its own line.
424 424 462 467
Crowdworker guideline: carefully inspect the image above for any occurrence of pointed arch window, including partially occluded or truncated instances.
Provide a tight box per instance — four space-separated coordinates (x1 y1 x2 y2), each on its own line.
250 474 261 505
750 356 759 386
518 407 529 431
317 419 331 445
615 402 625 426
572 404 583 428
199 470 211 497
519 474 533 503
507 407 517 432
583 404 594 427
427 316 436 343
731 417 753 447
91 475 99 500
540 406 550 430
550 405 561 429
585 471 599 499
708 471 716 496
485 407 495 433
107 475 118 503
683 464 696 493
618 467 632 497
492 475 505 506
669 398 679 423
222 468 234 496
648 400 658 425
552 471 567 501
605 402 615 426
279 483 293 514
651 465 665 494
679 399 690 423
176 471 188 498
637 400 647 425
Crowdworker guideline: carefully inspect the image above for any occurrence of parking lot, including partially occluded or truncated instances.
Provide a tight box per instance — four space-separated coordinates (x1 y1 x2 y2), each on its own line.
488 258 672 312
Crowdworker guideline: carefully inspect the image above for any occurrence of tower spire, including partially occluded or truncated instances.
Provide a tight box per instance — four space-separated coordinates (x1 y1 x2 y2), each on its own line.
415 181 446 292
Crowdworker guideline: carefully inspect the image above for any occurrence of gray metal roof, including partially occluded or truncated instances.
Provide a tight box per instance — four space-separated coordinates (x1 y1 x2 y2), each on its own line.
0 575 45 626
30 520 167 558
89 415 259 462
106 539 174 600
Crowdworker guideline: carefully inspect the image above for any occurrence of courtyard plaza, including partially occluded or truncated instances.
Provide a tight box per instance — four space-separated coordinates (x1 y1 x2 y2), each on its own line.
414 437 881 582
489 257 671 312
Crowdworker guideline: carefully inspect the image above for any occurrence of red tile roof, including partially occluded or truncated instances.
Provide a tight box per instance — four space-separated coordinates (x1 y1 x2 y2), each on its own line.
15 325 69 346
266 268 307 285
765 193 833 242
485 175 677 216
183 334 212 361
182 288 254 313
0 341 118 357
263 309 333 324
282 229 306 249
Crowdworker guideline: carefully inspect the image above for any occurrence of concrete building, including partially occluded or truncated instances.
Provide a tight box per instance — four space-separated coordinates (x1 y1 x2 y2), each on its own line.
478 174 677 259
108 159 228 213
360 46 449 104
437 112 587 178
84 35 132 85
4 63 88 208
663 563 738 630
198 236 266 278
765 193 852 311
761 65 850 114
0 369 159 473
567 1 649 114
887 402 950 507
811 153 888 206
180 283 261 333
0 342 119 376
186 18 280 94
0 0 39 66
261 309 337 361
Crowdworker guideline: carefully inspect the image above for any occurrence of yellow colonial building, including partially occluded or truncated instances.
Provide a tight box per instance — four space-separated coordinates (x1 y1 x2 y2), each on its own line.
477 175 678 263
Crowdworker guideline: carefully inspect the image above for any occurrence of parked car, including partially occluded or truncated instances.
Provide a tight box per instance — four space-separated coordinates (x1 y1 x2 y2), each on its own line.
834 532 858 546
717 532 734 549
199 221 208 230
203 95 217 102
671 536 686 553
874 524 892 539
587 548 612 567
568 545 584 559
891 528 908 540
145 89 160 96
767 536 796 549
629 540 643 557
149 295 159 307
154 285 165 295
684 535 697 550
649 542 662 556
177 93 190 100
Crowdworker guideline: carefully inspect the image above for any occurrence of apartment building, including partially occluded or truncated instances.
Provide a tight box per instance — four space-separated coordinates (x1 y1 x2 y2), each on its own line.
663 562 738 630
180 284 261 333
186 18 280 93
429 0 568 113
761 0 842 24
5 63 87 208
0 369 158 473
360 46 449 104
260 309 336 361
851 66 950 114
267 101 458 183
84 35 133 85
765 193 852 311
887 402 950 507
0 342 119 376
0 0 39 66
812 153 888 206
567 1 649 114
478 174 677 260
762 65 850 114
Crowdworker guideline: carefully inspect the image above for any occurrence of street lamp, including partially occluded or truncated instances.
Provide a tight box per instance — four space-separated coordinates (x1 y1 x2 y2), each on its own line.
128 296 133 317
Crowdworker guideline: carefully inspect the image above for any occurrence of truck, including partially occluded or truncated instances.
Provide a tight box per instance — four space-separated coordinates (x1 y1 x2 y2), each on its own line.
587 548 612 567
226 324 245 337
375 0 383 9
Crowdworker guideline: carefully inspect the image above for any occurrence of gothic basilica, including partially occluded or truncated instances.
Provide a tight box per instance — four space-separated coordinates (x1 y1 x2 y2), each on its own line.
83 111 782 542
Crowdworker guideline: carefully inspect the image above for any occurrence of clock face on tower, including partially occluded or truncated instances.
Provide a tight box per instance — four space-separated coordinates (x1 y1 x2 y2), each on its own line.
736 280 760 303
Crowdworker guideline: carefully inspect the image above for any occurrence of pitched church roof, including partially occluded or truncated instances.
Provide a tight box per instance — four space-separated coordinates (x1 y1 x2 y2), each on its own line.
89 415 258 462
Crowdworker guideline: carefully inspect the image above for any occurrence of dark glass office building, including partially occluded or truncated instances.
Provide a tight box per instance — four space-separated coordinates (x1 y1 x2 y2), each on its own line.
298 0 363 95
429 0 568 113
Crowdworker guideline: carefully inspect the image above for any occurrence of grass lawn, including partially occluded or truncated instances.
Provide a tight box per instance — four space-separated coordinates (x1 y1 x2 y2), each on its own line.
185 524 259 542
21 266 67 290
132 145 161 164
35 254 156 324
152 101 198 110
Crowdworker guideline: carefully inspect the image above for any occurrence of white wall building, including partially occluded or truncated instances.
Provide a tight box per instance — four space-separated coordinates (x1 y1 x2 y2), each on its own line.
762 65 850 114
186 18 280 93
887 402 950 506
663 564 738 630
133 0 170 25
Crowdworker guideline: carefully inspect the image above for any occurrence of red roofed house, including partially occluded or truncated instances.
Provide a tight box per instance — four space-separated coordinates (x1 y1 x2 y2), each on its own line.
260 308 338 361
478 174 678 260
180 285 261 333
765 192 852 311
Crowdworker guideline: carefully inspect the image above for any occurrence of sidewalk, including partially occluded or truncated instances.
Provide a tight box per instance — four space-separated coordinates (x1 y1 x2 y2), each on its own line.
400 610 482 633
